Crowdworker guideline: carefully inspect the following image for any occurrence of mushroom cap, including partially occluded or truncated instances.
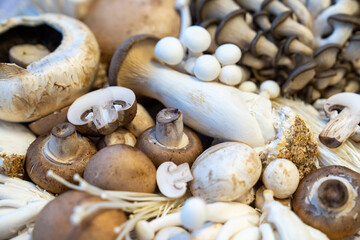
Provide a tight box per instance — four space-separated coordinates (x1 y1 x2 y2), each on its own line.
260 80 280 99
83 144 157 193
25 128 97 194
136 126 203 168
219 65 243 86
238 81 258 93
193 54 221 81
180 26 211 53
292 165 360 239
215 43 242 65
180 197 207 230
190 142 262 202
0 13 100 122
33 190 127 240
154 37 185 65
67 86 137 136
83 0 180 63
262 158 300 199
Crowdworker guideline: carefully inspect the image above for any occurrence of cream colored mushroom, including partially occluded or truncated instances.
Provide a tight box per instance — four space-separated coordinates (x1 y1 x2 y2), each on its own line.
0 14 100 122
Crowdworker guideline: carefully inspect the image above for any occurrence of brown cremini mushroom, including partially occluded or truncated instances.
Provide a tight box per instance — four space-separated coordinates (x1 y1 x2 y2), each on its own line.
67 86 137 136
83 144 157 193
293 165 360 239
26 122 97 194
319 92 360 148
32 190 127 240
136 107 203 168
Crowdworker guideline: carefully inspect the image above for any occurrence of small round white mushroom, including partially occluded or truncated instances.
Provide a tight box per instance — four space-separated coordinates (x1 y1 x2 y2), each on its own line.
262 159 300 199
214 43 242 65
180 26 211 56
155 37 185 65
238 81 258 93
180 197 207 230
193 55 221 81
219 65 243 86
156 162 193 198
259 80 281 99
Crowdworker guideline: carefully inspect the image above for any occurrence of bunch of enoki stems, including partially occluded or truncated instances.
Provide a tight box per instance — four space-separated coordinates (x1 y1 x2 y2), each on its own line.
274 98 360 172
47 170 188 240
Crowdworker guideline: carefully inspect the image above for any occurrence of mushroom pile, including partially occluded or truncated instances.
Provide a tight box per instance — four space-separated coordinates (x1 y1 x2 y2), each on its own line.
170 0 360 103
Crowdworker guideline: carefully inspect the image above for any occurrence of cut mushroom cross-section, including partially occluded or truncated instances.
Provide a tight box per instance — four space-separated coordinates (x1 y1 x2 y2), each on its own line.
67 86 137 135
319 92 360 148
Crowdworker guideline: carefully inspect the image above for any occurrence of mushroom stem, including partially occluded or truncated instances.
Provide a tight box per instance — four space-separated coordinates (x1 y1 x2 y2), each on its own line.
317 179 349 210
175 0 191 39
155 108 187 148
167 163 193 189
44 123 80 164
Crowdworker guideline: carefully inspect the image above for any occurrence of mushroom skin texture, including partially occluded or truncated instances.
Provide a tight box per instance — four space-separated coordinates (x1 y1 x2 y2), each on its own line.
83 0 180 63
190 142 262 202
26 123 97 194
32 190 127 240
67 87 137 136
0 13 100 122
293 165 360 240
136 107 203 168
83 144 157 193
0 120 36 178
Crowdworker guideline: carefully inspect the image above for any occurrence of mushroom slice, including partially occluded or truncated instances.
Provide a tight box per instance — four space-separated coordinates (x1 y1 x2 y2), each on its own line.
0 13 100 122
67 86 137 135
319 92 360 148
293 165 360 239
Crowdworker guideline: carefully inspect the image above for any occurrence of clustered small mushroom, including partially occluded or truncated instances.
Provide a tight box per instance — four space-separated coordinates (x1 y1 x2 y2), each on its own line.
26 122 97 194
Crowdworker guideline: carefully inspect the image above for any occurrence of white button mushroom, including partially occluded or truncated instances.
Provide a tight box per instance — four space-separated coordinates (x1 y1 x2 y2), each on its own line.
155 37 185 65
262 159 300 199
193 55 221 81
219 65 244 86
238 81 258 93
215 43 242 65
180 26 211 54
260 80 281 99
156 162 193 198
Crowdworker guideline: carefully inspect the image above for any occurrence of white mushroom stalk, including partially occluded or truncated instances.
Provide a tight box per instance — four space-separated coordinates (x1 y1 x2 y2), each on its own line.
0 13 100 122
0 174 54 240
175 0 192 40
46 170 187 240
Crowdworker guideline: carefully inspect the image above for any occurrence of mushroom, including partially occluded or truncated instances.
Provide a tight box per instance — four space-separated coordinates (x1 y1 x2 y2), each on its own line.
283 36 313 57
0 121 36 178
238 80 258 93
25 122 97 194
67 86 137 136
109 34 275 148
155 37 185 65
255 186 291 210
83 144 157 193
97 128 136 149
283 61 318 94
313 44 341 72
200 18 220 53
124 103 155 138
0 14 100 122
28 106 69 136
9 44 50 68
154 226 190 240
175 0 192 38
306 0 331 19
32 190 127 240
259 80 281 99
191 222 223 240
219 65 246 86
282 0 312 29
292 165 360 239
156 162 193 198
319 92 360 148
180 25 212 58
231 226 261 240
190 142 262 202
136 107 203 168
262 158 300 199
343 33 360 73
214 43 242 66
193 54 221 81
253 11 272 32
195 0 240 22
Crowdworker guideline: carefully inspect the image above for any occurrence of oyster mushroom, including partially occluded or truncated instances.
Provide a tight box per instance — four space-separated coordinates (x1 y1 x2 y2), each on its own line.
0 13 100 122
253 11 271 32
343 33 360 73
282 0 312 29
313 44 341 72
293 165 360 239
0 121 36 178
283 61 318 94
25 122 97 194
195 0 240 22
109 34 275 147
67 86 137 136
319 92 360 148
136 107 203 167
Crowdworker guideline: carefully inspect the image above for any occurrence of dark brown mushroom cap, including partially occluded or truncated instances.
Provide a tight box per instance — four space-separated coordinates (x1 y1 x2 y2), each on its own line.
33 190 127 240
25 127 97 194
83 144 157 193
282 61 318 94
293 165 360 240
135 127 203 168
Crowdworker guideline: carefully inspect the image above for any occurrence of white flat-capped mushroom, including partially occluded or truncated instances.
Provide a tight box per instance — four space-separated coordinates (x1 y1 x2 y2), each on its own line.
156 162 193 198
193 54 221 81
155 37 185 65
219 65 244 86
180 26 211 56
262 159 300 199
0 13 100 122
67 86 137 135
260 80 281 99
214 43 242 66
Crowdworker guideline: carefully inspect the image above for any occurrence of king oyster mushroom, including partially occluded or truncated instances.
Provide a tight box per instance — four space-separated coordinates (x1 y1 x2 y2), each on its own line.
0 13 100 122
